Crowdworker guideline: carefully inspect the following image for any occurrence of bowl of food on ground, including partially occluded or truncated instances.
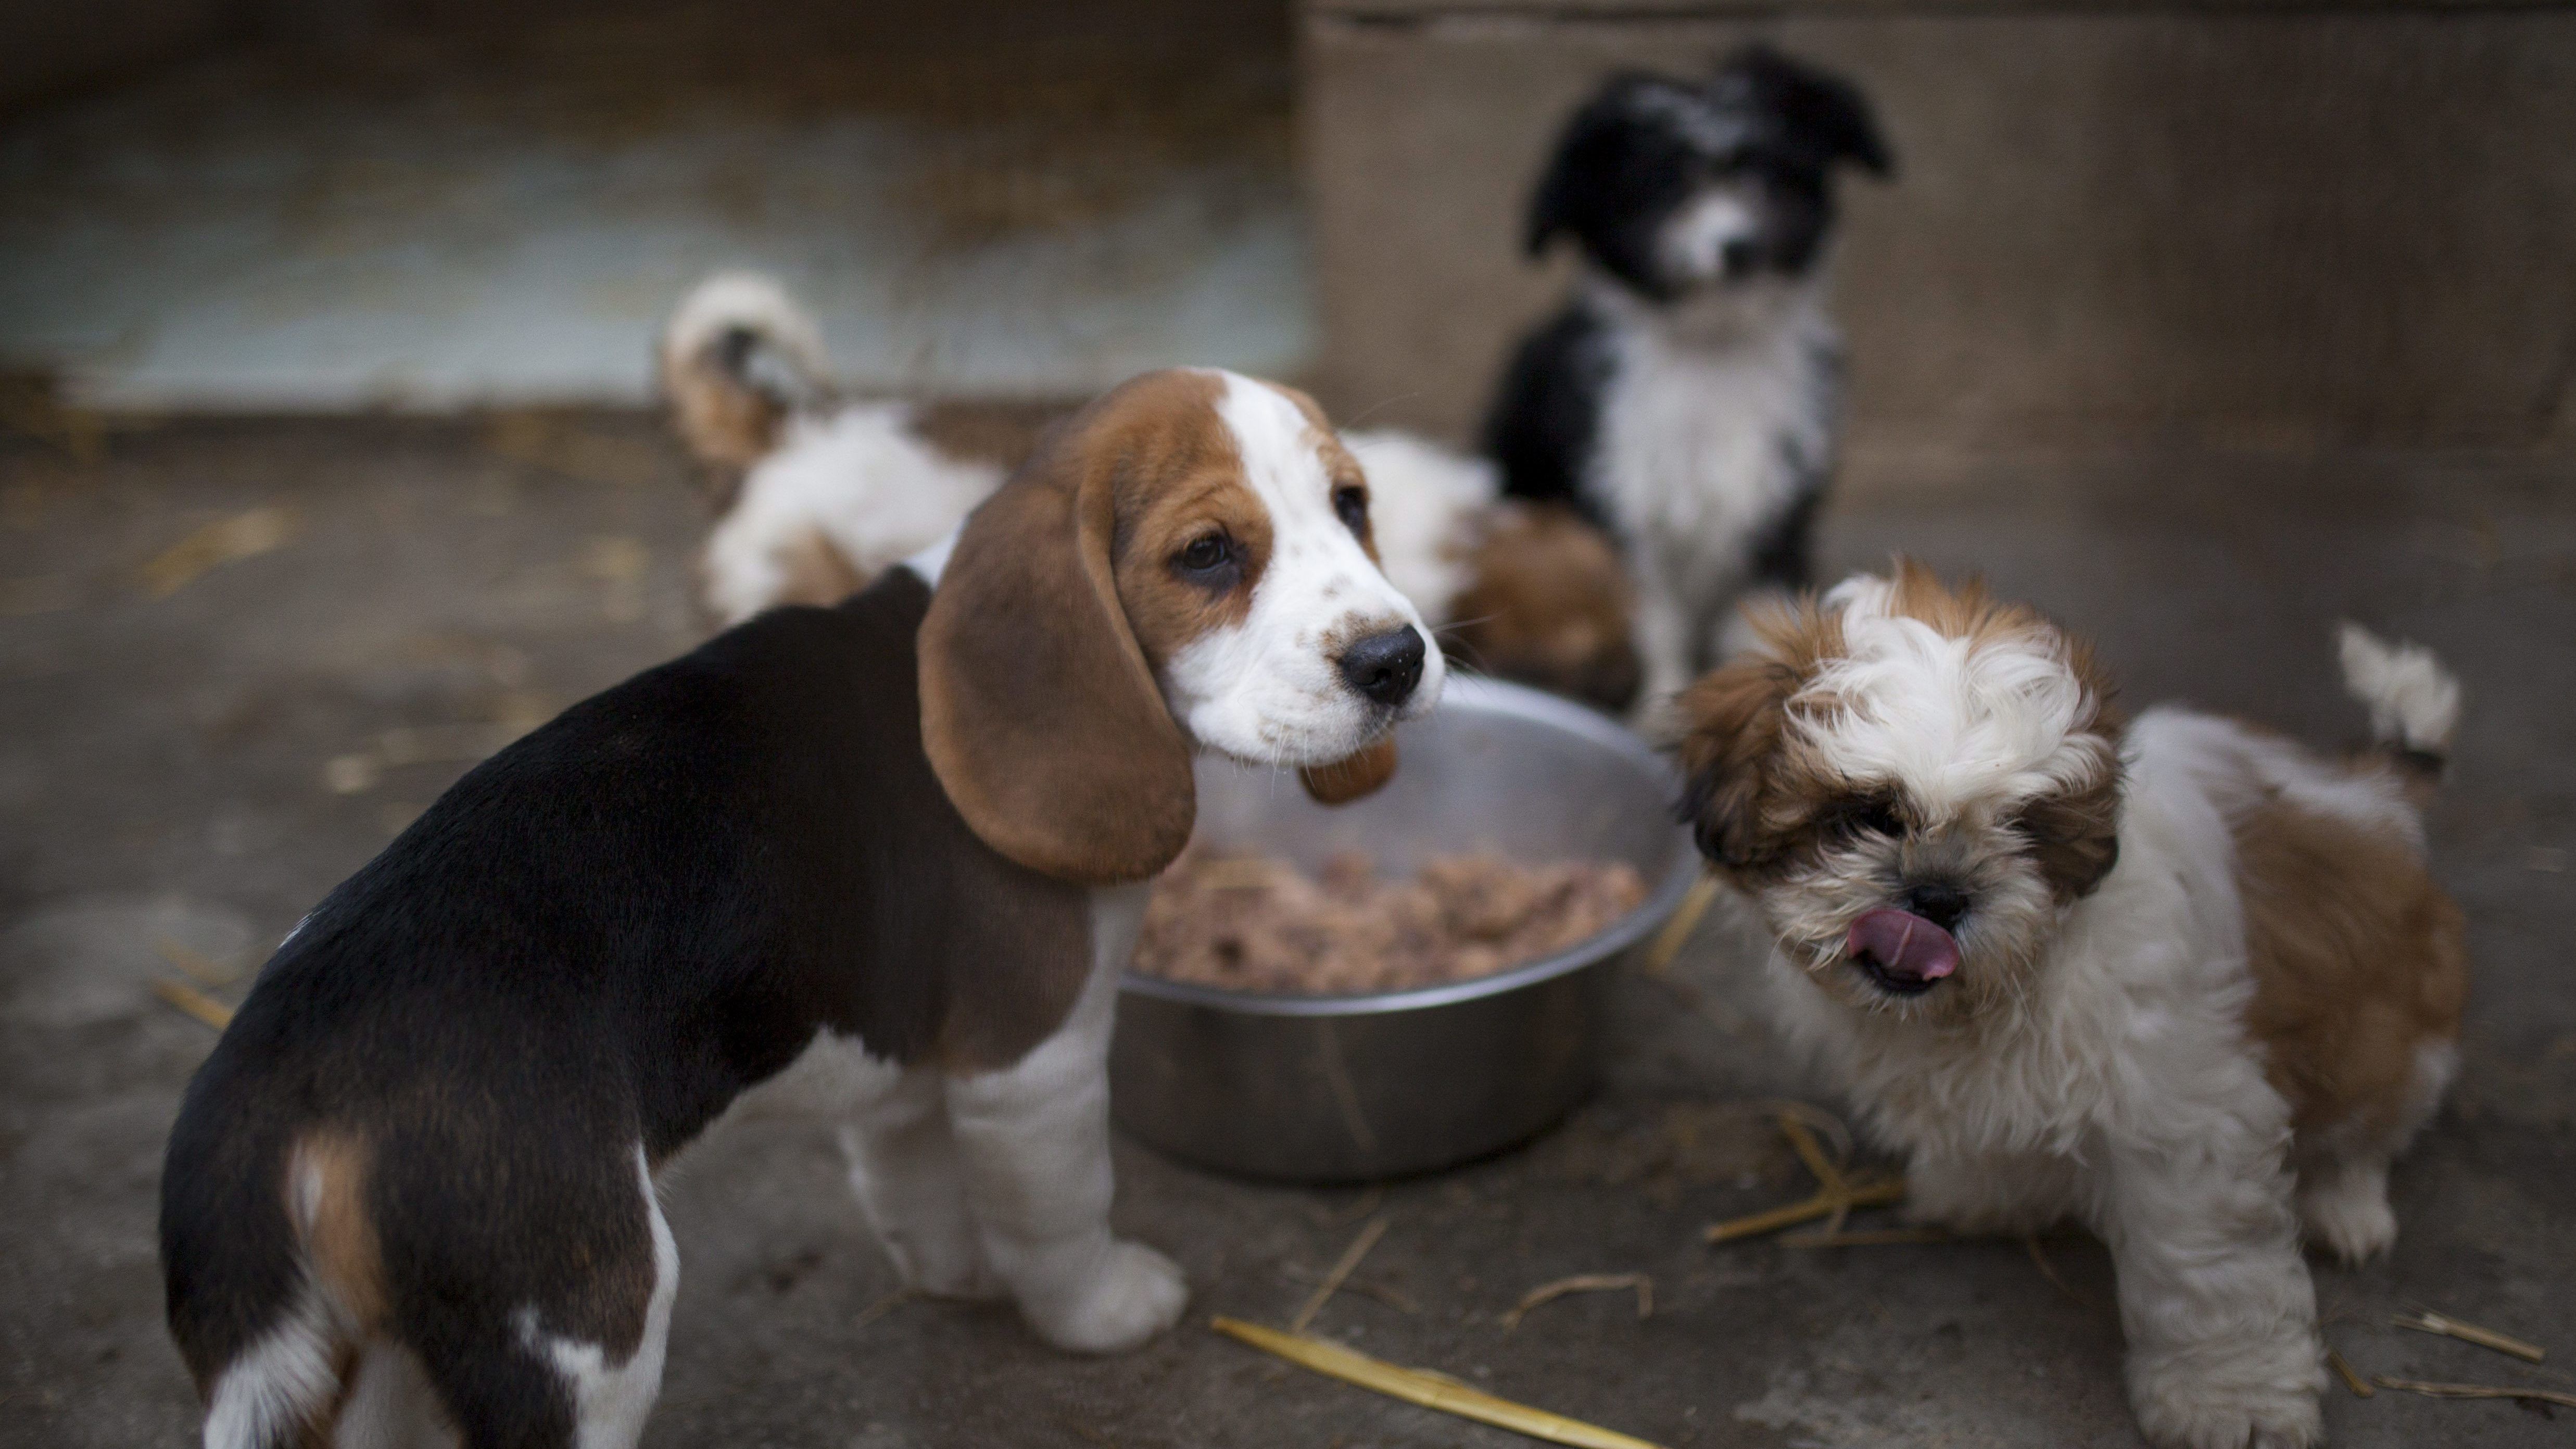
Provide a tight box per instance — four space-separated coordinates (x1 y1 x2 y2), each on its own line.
1111 675 1700 1182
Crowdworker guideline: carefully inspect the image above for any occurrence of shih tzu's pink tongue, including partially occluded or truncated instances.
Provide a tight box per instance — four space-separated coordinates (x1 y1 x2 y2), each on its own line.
1846 908 1960 982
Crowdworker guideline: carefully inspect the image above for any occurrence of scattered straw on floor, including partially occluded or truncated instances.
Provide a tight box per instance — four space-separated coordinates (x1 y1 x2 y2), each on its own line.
1779 1226 1950 1249
1640 874 1719 974
2394 1308 2545 1363
2024 1236 2091 1307
155 936 241 987
1211 1317 1666 1449
2371 1377 2576 1410
1291 1215 1388 1334
1706 1109 1905 1244
152 978 234 1031
851 1286 915 1331
1502 1274 1652 1332
138 507 296 598
2327 1347 2375 1398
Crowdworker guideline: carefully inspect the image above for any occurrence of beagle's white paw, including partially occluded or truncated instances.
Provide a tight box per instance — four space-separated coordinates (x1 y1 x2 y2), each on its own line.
1022 1240 1188 1354
882 1228 1006 1302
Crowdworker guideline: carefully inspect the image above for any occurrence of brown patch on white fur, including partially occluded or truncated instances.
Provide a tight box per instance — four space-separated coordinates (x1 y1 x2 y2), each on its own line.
921 371 1243 884
1674 595 1848 876
287 1129 386 1332
1298 734 1398 804
2234 796 2468 1137
1448 503 1641 712
1879 558 2127 899
1884 557 2124 720
768 526 870 609
1102 379 1270 661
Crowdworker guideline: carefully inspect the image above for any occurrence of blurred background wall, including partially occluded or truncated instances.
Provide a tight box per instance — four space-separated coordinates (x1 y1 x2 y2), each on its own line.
1301 0 2576 477
7 0 2573 477
0 0 1303 411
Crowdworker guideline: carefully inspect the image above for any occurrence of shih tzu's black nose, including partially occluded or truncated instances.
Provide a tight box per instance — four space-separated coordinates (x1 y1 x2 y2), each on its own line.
1340 626 1426 708
1902 882 1971 932
1720 237 1759 277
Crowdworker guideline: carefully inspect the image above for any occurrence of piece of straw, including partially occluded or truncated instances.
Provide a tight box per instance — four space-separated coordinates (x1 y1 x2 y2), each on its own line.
1775 1113 1850 1233
2024 1236 2091 1307
1502 1274 1652 1332
153 978 234 1031
1778 1227 1950 1249
2372 1377 2576 1410
1705 1177 1907 1244
1640 875 1720 974
1211 1317 1666 1449
852 1286 915 1330
2394 1308 2545 1364
139 508 296 598
1291 1215 1389 1334
2326 1348 2375 1398
155 936 241 987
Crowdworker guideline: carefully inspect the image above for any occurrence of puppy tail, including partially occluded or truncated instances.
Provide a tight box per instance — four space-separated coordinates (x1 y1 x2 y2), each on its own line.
2337 622 2460 790
658 271 834 486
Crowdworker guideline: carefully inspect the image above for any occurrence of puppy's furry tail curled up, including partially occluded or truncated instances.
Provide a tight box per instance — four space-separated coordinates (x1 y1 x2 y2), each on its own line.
659 271 834 487
2337 622 2461 789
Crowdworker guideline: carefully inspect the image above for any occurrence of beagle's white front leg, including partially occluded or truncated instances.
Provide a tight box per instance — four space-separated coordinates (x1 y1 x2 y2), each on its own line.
944 884 1186 1353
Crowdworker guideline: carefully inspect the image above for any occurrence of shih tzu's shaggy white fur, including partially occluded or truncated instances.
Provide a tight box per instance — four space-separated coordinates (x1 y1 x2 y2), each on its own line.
1678 562 2466 1449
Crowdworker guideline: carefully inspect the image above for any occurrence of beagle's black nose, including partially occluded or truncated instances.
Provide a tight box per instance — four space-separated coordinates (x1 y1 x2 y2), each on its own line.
1339 626 1425 709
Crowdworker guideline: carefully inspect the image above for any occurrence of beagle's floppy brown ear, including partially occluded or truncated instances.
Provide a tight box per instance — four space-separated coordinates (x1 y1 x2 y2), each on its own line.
918 433 1196 886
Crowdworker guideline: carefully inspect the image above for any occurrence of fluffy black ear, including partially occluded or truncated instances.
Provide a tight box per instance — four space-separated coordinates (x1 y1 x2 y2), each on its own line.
1726 44 1894 178
1524 72 1693 259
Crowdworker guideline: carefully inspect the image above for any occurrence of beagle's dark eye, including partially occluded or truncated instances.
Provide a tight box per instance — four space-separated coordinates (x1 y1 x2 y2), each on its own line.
1332 485 1369 536
1176 532 1233 577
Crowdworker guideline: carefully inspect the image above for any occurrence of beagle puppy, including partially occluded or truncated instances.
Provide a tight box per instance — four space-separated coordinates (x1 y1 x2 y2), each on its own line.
159 368 1443 1449
660 272 1640 713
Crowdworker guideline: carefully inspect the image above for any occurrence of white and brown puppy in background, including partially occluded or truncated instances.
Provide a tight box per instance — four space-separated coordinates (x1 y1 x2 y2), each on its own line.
1486 46 1892 720
659 272 1004 624
1344 428 1643 713
661 273 1643 712
160 368 1441 1448
1676 563 2465 1449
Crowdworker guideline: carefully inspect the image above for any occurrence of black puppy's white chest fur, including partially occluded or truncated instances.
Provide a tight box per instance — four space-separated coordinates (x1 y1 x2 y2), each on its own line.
1482 47 1888 716
1490 275 1841 698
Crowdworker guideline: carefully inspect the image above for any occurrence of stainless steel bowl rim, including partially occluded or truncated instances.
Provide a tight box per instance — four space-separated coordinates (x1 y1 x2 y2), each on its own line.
1118 675 1701 1018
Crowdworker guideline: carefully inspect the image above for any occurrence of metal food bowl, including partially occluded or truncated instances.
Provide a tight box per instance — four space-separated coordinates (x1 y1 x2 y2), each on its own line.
1110 676 1699 1183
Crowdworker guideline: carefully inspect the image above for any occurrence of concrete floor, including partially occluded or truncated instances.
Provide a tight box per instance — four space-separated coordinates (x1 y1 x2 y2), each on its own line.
2 414 2572 1448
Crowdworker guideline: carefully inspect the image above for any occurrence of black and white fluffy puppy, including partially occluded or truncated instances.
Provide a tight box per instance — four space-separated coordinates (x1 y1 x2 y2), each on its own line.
1483 45 1891 720
159 368 1442 1448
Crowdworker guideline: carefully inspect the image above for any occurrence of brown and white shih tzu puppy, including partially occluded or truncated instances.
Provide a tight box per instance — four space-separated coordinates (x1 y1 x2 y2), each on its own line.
1677 562 2466 1449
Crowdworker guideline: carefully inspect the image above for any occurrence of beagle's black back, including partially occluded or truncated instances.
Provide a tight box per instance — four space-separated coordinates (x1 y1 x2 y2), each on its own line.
161 568 1087 1441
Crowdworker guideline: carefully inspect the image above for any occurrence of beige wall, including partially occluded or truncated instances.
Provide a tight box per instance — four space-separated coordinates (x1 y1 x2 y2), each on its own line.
1301 2 2576 467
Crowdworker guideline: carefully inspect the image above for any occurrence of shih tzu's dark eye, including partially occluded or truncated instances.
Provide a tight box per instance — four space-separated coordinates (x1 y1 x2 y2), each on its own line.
1332 485 1369 536
1176 532 1233 577
1828 797 1904 842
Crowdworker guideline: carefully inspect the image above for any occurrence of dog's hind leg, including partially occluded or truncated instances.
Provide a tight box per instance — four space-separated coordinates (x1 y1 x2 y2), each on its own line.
388 1146 676 1449
2293 1040 2457 1265
841 1067 1004 1301
332 1341 458 1449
